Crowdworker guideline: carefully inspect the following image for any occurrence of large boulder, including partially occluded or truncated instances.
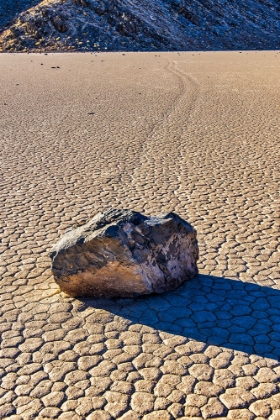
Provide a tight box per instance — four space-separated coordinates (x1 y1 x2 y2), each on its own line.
50 209 199 298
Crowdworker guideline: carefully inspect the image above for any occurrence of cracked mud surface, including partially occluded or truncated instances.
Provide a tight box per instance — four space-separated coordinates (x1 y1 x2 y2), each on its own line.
0 51 280 419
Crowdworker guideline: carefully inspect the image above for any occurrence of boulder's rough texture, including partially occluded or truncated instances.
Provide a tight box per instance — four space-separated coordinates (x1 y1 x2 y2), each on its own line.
50 209 199 298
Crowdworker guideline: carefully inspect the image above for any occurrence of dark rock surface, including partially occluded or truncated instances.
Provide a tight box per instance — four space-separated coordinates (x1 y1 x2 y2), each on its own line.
50 209 199 298
0 0 280 52
0 0 38 30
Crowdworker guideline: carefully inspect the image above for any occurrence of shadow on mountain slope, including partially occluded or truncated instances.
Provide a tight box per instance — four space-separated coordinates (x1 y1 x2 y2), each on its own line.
0 0 39 30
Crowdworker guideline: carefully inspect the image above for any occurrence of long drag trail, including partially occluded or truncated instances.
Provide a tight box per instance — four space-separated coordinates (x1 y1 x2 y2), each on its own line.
1 52 280 419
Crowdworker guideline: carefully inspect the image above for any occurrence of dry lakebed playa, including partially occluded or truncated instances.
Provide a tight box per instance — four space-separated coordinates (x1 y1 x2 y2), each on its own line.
0 51 280 419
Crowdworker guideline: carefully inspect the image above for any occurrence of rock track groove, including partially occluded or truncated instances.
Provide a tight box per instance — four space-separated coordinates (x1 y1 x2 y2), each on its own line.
0 51 280 419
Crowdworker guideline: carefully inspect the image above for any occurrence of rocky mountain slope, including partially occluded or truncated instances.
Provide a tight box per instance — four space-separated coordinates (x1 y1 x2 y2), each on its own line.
0 0 280 52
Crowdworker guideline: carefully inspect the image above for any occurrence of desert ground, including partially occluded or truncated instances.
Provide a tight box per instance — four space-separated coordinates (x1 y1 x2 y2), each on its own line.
0 51 280 419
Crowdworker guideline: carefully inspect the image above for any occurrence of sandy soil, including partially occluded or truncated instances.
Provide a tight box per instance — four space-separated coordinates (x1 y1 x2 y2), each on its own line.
0 51 280 419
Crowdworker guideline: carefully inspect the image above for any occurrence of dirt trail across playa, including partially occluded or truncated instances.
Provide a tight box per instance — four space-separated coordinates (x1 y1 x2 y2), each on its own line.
0 51 280 419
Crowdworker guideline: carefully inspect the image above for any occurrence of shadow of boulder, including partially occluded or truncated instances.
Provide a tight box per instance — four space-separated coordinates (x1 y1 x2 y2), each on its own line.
80 274 280 360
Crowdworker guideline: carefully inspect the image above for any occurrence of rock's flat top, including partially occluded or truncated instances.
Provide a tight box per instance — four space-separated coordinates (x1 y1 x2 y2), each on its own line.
0 52 280 419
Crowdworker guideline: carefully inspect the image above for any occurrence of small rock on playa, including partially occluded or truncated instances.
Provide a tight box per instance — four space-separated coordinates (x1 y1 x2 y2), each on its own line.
50 208 199 298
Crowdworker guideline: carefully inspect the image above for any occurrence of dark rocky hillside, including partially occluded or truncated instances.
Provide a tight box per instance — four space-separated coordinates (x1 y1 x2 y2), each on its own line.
0 0 38 29
0 0 280 52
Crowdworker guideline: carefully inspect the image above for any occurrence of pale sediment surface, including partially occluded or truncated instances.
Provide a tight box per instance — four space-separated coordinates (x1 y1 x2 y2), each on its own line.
0 51 280 419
